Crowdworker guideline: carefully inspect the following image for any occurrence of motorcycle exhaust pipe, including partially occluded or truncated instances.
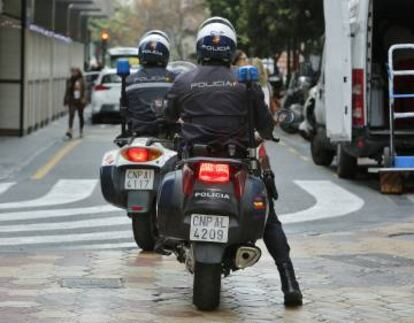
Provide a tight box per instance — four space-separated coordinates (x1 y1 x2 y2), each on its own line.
234 246 261 269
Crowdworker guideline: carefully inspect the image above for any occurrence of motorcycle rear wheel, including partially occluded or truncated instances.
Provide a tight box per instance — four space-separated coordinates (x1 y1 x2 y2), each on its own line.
131 213 156 251
193 262 221 311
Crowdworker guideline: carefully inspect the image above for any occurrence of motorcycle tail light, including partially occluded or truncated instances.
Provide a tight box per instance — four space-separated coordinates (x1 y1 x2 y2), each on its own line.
198 163 230 183
121 147 162 162
182 164 195 196
234 169 247 199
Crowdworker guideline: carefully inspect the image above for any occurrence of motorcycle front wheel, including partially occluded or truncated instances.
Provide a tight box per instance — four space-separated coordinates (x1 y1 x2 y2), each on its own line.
193 262 221 311
131 213 156 251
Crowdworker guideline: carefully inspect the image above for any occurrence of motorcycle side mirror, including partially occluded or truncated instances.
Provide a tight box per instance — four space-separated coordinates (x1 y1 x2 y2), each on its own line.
117 59 131 77
237 65 259 84
275 109 295 125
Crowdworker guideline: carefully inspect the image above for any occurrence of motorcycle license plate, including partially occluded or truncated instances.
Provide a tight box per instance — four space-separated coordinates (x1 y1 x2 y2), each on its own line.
190 214 229 243
124 169 154 190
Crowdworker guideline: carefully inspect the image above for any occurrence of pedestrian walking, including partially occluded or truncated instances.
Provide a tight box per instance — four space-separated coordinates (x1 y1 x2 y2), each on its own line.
64 68 87 139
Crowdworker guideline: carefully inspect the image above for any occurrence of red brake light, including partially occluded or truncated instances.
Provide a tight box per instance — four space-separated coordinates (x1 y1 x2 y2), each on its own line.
121 147 162 162
94 84 110 91
198 163 230 183
352 69 365 126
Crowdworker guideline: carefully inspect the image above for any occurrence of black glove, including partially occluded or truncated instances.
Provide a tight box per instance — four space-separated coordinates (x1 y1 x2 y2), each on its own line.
263 169 279 201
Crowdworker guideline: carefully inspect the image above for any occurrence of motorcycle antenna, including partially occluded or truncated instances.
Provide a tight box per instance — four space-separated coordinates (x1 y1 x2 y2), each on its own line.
116 59 131 137
237 66 260 173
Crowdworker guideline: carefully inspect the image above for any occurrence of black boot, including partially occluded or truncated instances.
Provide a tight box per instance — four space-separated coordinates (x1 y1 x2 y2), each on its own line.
277 261 303 307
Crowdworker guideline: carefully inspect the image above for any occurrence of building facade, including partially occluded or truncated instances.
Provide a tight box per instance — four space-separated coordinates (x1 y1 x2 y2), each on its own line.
0 0 112 136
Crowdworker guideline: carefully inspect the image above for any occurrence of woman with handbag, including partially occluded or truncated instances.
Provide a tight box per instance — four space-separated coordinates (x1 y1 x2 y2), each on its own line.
64 68 87 139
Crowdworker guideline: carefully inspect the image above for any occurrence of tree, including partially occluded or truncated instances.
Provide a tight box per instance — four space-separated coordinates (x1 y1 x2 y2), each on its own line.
89 0 208 60
205 0 324 58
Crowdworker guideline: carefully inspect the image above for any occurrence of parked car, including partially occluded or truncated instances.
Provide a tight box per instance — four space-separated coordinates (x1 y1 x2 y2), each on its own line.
90 69 124 124
302 0 414 179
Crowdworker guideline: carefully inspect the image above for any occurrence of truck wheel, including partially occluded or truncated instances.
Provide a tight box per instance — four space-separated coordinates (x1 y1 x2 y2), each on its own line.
336 144 357 179
311 133 334 166
193 262 221 311
131 213 156 251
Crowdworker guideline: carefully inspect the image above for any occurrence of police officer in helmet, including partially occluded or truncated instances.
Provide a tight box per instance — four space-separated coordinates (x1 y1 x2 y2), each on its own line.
122 30 175 139
165 17 303 307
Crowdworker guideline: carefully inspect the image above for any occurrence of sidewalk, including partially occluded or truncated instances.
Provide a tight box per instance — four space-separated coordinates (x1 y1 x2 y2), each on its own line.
0 218 413 322
0 119 68 181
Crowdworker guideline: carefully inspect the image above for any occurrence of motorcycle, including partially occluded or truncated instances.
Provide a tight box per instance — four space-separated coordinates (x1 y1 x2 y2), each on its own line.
100 60 194 250
280 74 313 134
156 66 294 310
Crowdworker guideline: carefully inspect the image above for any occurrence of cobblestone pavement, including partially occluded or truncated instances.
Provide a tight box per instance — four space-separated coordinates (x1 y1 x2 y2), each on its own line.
0 219 413 323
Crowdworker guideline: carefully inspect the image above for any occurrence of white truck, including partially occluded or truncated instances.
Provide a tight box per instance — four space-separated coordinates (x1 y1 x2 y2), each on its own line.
303 0 414 178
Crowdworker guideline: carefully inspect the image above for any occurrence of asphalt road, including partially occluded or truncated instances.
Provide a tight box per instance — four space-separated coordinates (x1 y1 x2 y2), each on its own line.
0 115 413 252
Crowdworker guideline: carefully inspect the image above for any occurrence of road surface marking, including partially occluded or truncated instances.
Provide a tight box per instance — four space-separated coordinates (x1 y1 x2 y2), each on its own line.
279 180 364 224
0 230 132 246
0 179 365 249
407 195 414 203
31 140 81 180
0 216 129 233
0 183 15 195
0 204 119 222
0 179 97 210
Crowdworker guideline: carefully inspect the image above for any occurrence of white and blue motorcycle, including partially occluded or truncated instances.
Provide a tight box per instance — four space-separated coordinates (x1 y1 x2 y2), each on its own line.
100 60 194 250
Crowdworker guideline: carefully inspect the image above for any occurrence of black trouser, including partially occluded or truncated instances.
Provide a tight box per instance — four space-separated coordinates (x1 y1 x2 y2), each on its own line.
263 199 291 265
68 105 84 131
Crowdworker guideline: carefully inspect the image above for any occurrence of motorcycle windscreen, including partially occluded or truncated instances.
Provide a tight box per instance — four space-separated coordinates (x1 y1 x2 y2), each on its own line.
324 0 353 142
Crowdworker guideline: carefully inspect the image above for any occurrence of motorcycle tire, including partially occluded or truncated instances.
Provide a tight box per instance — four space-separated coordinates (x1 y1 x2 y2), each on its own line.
193 262 221 311
336 144 357 179
131 213 156 251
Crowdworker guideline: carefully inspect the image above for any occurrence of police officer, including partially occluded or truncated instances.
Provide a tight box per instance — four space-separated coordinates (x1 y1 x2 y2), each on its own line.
165 17 303 307
122 30 175 138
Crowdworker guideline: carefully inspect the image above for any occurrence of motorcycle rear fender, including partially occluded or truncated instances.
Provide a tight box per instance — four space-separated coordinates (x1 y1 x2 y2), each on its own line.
100 165 125 209
100 164 160 210
127 191 155 215
193 242 226 264
157 170 268 243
